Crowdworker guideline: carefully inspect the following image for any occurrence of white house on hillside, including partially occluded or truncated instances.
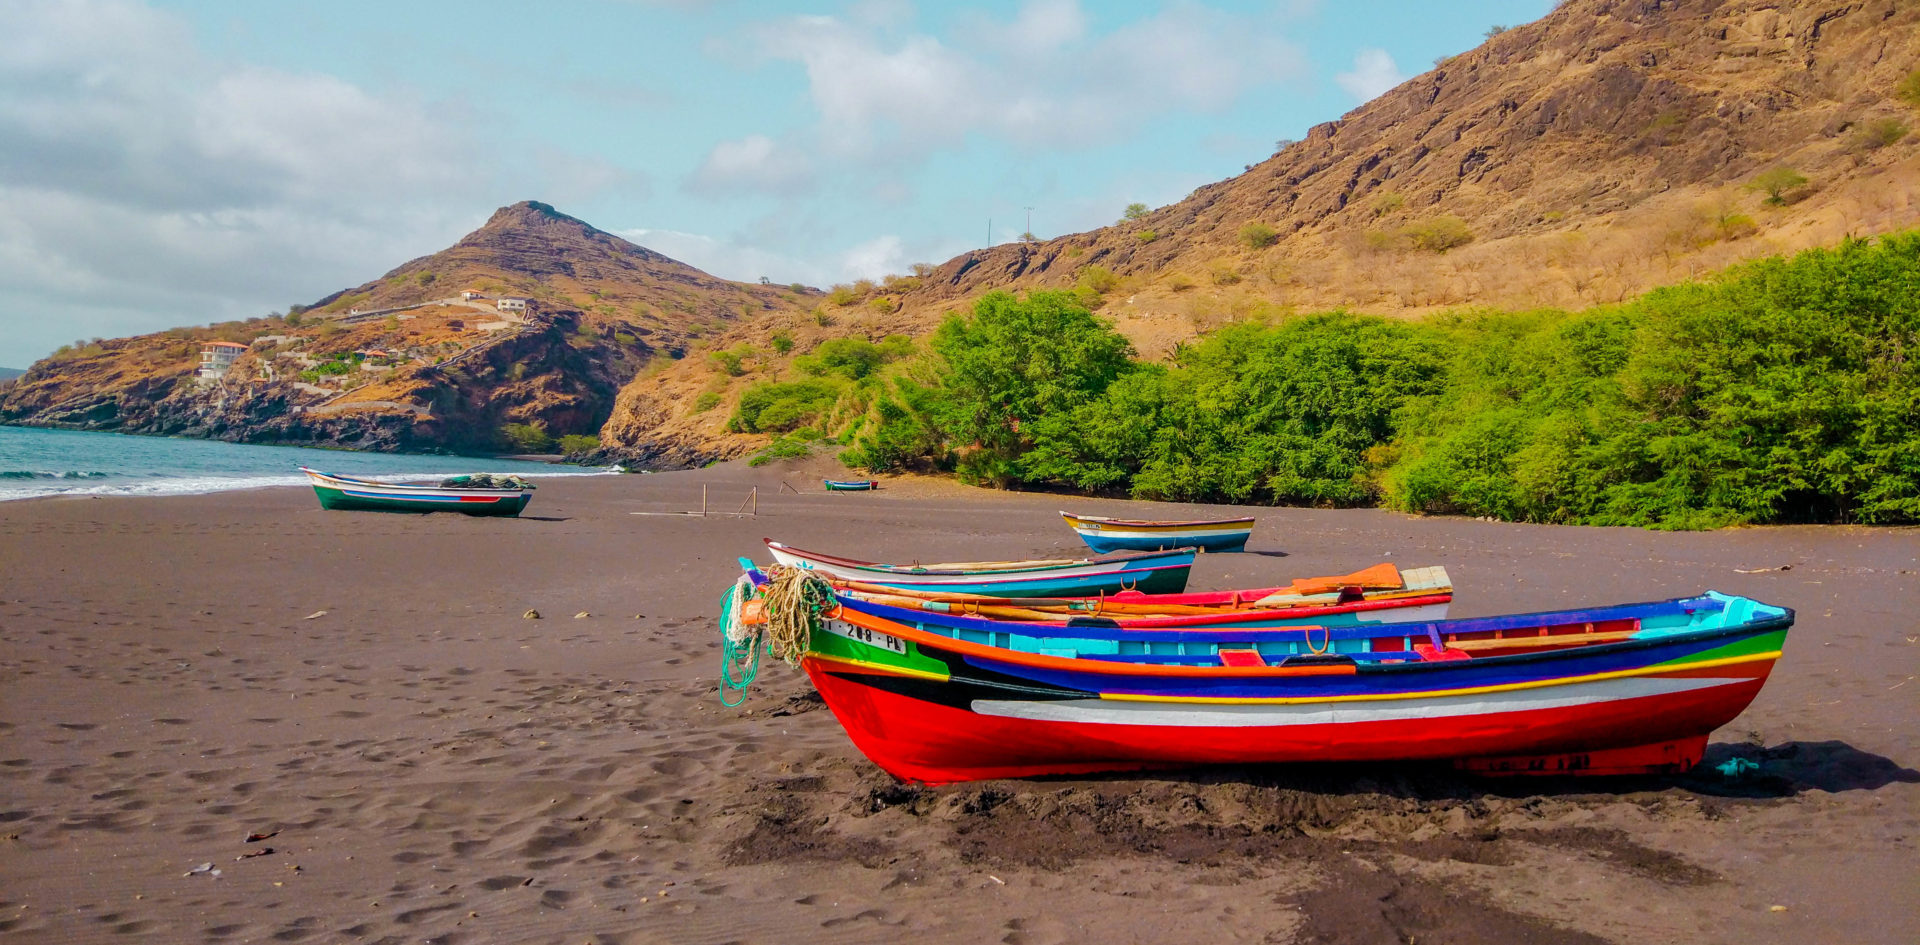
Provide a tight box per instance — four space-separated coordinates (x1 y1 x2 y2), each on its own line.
197 341 248 381
496 297 529 312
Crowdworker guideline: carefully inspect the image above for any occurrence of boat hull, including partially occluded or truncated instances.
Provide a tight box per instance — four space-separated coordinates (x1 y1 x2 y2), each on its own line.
1062 512 1254 553
766 543 1194 597
824 479 878 491
805 660 1765 782
795 596 1790 783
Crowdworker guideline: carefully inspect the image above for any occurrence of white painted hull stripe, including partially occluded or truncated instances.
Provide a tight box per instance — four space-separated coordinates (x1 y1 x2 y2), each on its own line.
969 676 1744 727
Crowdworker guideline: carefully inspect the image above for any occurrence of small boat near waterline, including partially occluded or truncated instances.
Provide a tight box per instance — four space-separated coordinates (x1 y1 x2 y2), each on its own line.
300 467 533 516
764 539 1196 597
824 479 879 491
1061 510 1256 553
725 568 1792 784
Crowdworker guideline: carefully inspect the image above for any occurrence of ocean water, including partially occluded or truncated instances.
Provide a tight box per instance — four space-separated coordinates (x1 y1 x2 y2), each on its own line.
0 426 614 501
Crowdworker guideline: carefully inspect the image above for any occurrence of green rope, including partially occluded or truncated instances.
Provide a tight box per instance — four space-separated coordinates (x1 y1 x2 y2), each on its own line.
718 580 761 707
715 567 838 706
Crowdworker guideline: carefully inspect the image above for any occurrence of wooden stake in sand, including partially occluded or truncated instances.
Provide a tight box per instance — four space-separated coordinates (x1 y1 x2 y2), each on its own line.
629 484 758 518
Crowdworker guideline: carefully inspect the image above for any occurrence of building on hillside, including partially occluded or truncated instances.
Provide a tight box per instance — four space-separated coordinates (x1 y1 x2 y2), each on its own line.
196 341 249 381
496 297 529 312
461 290 485 301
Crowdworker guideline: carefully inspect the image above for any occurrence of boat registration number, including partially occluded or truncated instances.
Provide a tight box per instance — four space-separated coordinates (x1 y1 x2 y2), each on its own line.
824 619 908 655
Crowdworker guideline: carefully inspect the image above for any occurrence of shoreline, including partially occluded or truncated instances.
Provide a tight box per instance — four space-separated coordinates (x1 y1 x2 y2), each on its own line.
1 470 1915 943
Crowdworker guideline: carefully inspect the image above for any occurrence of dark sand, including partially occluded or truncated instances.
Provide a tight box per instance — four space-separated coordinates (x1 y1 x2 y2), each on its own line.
2 466 1916 944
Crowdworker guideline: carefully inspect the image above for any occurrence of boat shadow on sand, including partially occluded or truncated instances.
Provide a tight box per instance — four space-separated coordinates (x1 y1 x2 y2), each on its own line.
1015 739 1919 800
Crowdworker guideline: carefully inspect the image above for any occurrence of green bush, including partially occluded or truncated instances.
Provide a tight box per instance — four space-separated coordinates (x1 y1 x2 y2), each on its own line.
1240 222 1279 249
1898 69 1920 109
1381 233 1920 525
1401 216 1474 252
1853 118 1910 151
792 336 909 381
692 391 722 413
1077 266 1119 295
770 331 795 354
499 422 554 452
557 434 600 454
749 435 814 466
728 379 844 433
708 343 754 376
1122 203 1149 222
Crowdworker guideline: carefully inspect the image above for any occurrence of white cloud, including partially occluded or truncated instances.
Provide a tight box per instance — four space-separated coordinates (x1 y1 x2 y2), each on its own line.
840 235 906 282
618 227 832 287
0 0 626 366
687 134 815 196
618 226 954 287
1335 48 1405 103
683 0 1305 198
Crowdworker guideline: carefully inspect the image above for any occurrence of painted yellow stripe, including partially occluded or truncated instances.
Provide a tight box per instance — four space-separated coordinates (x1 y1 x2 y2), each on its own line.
1096 651 1782 706
806 651 951 683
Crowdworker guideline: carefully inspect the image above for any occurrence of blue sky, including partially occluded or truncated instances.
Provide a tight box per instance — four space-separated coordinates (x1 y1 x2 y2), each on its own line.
1 0 1551 366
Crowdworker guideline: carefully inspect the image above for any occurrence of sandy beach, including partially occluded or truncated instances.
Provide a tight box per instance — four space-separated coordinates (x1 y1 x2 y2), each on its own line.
2 466 1916 945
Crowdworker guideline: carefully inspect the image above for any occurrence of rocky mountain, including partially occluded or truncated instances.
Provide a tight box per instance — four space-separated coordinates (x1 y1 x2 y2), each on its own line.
589 0 1920 465
0 202 812 454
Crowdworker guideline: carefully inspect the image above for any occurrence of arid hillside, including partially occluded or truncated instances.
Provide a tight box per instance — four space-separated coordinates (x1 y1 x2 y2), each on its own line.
1 202 813 453
592 0 1920 466
902 0 1920 344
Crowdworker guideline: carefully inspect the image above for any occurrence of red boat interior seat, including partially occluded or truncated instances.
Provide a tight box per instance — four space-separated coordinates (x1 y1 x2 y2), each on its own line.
1218 649 1267 667
1413 643 1471 662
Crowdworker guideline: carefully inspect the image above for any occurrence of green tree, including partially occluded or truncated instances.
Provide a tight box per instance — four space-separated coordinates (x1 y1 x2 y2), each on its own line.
1121 202 1149 222
932 291 1135 485
1748 166 1809 206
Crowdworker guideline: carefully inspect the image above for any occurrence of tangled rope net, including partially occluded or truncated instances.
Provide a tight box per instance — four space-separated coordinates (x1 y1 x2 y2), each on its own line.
717 565 839 706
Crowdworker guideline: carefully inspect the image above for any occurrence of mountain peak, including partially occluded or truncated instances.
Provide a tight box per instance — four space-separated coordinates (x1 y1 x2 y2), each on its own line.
477 200 598 236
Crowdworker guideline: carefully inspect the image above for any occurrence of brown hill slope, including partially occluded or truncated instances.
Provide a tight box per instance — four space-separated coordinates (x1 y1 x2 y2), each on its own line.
1 202 812 453
901 0 1920 340
594 0 1920 465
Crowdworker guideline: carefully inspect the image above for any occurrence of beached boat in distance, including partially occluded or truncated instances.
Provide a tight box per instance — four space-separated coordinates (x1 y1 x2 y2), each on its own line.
764 539 1196 596
824 479 878 491
728 569 1792 783
300 467 533 516
1061 510 1255 553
